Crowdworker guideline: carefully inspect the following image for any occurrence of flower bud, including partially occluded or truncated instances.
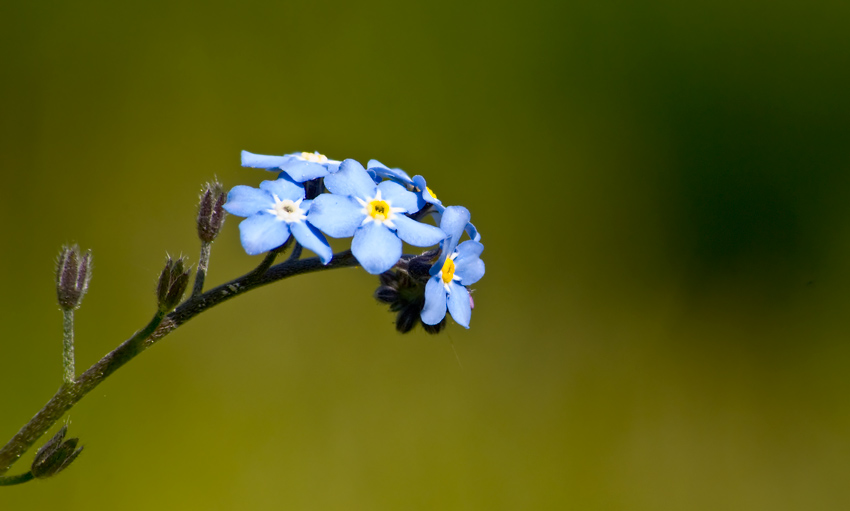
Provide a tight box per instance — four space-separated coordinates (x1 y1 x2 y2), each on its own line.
407 249 439 280
197 181 226 243
157 256 191 312
374 250 447 335
56 245 93 310
31 425 84 479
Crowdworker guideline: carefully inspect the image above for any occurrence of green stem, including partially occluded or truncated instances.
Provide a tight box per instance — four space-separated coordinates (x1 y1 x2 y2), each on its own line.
0 250 358 479
62 309 75 384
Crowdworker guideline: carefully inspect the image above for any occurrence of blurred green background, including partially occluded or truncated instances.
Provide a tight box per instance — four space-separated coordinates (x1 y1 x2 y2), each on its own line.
2 0 850 509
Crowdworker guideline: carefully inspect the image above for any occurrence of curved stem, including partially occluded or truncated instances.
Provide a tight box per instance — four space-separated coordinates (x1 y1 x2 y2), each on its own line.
0 471 34 486
0 250 358 478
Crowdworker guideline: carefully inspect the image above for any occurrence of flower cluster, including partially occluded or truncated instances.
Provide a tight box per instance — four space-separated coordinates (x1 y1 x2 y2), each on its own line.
224 150 485 331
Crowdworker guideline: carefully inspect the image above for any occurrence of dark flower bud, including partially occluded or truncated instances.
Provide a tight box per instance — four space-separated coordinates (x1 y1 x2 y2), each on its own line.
197 181 226 243
374 285 399 304
407 249 439 281
56 245 93 310
395 304 421 334
31 425 84 479
157 256 191 312
374 249 450 334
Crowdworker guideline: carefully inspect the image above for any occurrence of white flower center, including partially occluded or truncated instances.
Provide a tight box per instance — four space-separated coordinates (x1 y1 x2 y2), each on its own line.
356 189 406 228
266 195 307 224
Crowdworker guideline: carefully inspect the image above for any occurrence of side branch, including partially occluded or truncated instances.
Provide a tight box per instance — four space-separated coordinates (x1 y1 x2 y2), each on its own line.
0 251 357 477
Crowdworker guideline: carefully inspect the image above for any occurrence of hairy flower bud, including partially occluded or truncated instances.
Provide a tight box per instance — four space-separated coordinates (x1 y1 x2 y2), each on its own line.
374 250 447 335
31 425 84 479
56 245 93 310
157 256 191 312
197 181 226 243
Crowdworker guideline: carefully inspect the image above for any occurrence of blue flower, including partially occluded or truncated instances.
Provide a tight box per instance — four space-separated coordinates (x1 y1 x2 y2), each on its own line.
223 176 333 263
308 159 447 274
241 150 341 182
421 206 485 328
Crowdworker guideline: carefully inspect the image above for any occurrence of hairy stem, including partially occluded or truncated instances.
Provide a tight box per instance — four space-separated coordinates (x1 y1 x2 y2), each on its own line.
62 309 75 384
0 250 357 478
191 241 212 297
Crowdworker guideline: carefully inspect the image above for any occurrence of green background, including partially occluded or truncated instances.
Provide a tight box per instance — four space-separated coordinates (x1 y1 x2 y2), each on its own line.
3 1 850 509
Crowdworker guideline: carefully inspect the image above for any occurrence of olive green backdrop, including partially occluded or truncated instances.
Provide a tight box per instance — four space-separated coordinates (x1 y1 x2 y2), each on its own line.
2 0 850 509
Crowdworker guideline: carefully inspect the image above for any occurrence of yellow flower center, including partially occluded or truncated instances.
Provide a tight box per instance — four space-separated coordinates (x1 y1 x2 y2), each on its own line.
368 199 391 222
426 186 437 200
441 257 456 284
300 152 329 164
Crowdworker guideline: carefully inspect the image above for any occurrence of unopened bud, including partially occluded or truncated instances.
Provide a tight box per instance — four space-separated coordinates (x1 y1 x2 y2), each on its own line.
157 256 191 312
56 245 93 310
407 249 439 280
197 181 226 243
31 425 84 479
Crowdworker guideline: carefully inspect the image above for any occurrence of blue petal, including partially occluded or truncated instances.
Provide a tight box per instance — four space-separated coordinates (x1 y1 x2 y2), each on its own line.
238 214 291 255
392 215 446 247
241 150 295 169
420 277 448 325
323 159 377 199
290 221 333 264
465 221 482 242
259 175 305 202
223 186 273 217
447 283 472 328
433 206 470 271
454 240 485 285
455 240 484 262
378 180 418 213
280 160 331 182
368 159 414 186
412 175 441 205
351 222 402 274
307 194 364 238
455 257 485 286
367 168 381 184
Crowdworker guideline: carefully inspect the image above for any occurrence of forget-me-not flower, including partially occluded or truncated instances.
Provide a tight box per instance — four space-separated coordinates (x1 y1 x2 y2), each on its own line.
308 159 447 274
242 150 341 182
223 176 333 262
421 206 485 328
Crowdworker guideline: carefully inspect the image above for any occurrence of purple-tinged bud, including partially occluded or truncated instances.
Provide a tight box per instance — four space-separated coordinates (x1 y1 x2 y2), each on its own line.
56 245 92 310
197 181 226 243
31 425 84 479
157 256 191 312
